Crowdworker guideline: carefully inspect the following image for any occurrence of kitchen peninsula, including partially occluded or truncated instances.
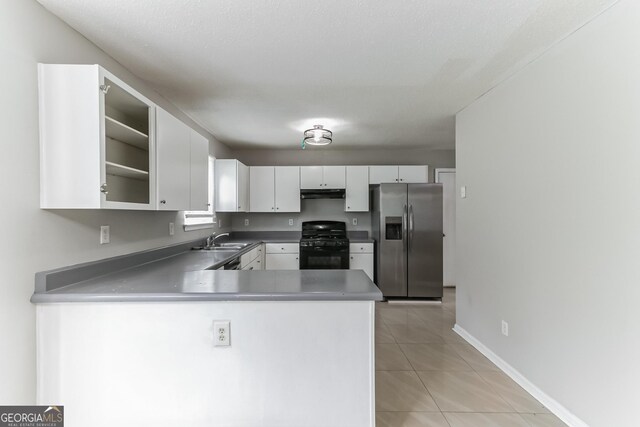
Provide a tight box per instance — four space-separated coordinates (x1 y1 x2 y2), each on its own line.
32 239 382 427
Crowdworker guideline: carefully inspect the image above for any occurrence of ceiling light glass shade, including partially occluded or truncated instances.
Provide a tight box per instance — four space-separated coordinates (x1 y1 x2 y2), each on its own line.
303 125 332 146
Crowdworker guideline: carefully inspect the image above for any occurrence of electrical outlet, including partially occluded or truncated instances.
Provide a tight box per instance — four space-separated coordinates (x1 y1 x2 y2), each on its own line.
501 320 509 337
214 321 230 346
169 222 175 236
244 218 249 226
460 186 467 199
100 226 110 244
218 218 222 228
289 218 294 226
352 218 358 226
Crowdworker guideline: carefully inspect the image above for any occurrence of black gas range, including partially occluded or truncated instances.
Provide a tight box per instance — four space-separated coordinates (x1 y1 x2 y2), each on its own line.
299 221 350 270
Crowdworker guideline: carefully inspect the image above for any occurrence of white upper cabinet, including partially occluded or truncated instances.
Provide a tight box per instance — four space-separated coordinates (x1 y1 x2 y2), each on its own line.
39 64 156 209
345 166 369 212
189 130 209 211
249 166 276 212
323 166 346 189
215 159 248 212
369 165 429 184
274 167 301 212
300 166 324 189
249 166 300 212
369 166 399 184
300 166 345 189
156 107 190 211
399 165 429 183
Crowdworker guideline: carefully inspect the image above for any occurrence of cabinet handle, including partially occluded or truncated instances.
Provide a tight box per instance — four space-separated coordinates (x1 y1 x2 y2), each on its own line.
99 84 111 94
100 183 108 195
276 207 279 210
295 257 298 260
351 256 354 260
160 200 166 204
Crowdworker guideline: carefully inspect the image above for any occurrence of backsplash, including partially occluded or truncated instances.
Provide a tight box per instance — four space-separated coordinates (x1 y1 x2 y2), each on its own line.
230 199 372 233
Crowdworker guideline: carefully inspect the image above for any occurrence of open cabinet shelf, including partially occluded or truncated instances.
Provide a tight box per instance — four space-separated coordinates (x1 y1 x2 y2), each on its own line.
105 116 148 150
105 161 149 180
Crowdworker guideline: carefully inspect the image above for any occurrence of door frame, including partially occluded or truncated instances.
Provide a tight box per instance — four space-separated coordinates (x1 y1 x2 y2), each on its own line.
435 168 456 288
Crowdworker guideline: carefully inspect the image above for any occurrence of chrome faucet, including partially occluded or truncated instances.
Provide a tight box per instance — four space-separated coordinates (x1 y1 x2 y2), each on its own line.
206 232 230 247
213 233 230 245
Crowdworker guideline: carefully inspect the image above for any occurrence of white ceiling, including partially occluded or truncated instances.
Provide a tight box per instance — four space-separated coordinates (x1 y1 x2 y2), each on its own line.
38 0 616 150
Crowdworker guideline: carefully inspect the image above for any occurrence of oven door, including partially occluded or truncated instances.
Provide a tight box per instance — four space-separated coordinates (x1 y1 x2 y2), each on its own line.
299 246 349 269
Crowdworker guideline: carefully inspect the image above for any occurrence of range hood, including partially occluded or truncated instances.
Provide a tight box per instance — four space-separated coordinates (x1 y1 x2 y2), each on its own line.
300 189 346 199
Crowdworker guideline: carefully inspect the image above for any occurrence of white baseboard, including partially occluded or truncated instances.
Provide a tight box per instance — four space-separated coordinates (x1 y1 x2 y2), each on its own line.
452 324 588 427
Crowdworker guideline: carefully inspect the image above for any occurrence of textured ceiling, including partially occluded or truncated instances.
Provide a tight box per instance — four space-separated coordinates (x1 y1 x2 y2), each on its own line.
38 0 617 149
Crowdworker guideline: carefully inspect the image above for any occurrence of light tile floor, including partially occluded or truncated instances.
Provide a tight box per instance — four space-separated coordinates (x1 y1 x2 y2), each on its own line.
375 288 567 427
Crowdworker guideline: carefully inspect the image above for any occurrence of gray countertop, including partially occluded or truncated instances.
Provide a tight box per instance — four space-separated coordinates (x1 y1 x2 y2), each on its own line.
32 237 382 303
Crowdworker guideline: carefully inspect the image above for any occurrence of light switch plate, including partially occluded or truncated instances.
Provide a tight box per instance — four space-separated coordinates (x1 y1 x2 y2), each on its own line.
460 186 467 199
169 222 175 236
100 226 110 244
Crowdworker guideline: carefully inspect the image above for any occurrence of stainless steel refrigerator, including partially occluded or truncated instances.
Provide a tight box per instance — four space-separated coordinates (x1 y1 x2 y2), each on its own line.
371 184 443 298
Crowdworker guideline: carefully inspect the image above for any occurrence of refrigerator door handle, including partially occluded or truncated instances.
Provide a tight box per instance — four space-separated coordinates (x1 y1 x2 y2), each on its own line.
403 204 408 244
409 204 414 250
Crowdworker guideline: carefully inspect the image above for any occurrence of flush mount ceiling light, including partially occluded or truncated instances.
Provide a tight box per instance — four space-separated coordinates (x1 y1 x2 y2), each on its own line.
302 125 332 149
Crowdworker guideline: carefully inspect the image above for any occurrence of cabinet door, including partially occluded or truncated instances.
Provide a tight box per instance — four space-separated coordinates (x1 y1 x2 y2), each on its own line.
214 159 237 212
399 165 429 183
275 166 300 212
249 167 275 212
189 130 209 211
266 254 300 270
323 166 346 189
369 166 399 184
237 162 249 212
345 166 369 212
350 254 374 281
300 166 324 189
156 108 191 210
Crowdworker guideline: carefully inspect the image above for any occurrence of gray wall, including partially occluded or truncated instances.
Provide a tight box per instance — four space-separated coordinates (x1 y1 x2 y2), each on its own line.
231 199 371 233
0 0 232 403
456 1 638 425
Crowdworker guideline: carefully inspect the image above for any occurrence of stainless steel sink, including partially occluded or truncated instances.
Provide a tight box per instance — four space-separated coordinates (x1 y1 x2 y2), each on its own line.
191 242 252 251
217 242 251 248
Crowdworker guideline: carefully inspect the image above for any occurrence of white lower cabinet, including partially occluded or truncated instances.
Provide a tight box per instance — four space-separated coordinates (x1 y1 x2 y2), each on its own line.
265 243 299 270
241 245 264 270
349 243 374 281
265 254 299 270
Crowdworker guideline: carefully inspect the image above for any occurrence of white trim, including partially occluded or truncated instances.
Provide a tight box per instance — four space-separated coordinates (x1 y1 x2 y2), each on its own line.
183 223 215 232
452 324 588 427
435 167 456 183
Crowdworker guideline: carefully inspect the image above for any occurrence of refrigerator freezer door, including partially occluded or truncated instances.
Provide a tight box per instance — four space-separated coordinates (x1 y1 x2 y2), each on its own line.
407 184 443 298
377 184 408 297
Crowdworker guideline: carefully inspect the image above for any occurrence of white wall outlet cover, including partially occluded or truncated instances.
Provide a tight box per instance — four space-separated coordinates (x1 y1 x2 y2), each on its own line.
214 321 230 347
244 218 249 226
169 222 175 236
460 185 467 199
100 225 110 244
218 218 222 228
288 219 294 226
352 218 358 226
501 320 509 336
